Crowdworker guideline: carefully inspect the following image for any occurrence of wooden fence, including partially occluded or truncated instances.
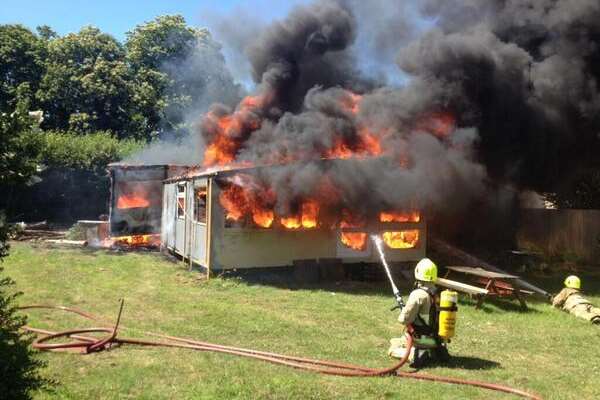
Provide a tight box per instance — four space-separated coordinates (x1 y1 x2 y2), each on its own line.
517 209 600 263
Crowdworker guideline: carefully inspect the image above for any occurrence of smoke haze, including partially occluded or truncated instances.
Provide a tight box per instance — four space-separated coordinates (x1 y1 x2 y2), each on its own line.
136 0 600 218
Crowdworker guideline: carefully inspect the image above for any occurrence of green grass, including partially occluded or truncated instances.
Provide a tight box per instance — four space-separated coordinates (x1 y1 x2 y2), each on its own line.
3 242 600 400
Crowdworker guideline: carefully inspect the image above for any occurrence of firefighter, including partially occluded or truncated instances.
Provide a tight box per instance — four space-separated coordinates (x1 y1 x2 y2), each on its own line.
552 275 600 324
388 258 449 367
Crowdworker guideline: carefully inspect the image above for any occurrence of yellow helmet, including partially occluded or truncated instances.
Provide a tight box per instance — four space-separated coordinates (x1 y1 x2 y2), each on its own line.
564 275 581 289
415 258 438 282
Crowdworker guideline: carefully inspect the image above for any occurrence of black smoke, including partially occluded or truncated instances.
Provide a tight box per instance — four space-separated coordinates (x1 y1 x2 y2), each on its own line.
200 0 600 217
245 0 374 111
405 0 600 190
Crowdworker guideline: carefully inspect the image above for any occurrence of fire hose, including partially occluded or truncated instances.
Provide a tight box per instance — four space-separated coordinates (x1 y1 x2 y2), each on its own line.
19 302 542 399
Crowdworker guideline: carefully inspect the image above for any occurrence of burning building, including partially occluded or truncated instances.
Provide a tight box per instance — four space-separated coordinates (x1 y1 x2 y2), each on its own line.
161 162 426 272
111 0 600 269
107 164 190 247
122 1 475 268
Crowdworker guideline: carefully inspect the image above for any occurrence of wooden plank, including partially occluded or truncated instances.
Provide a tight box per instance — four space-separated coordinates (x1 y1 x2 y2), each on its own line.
436 277 489 296
45 239 88 247
446 266 519 279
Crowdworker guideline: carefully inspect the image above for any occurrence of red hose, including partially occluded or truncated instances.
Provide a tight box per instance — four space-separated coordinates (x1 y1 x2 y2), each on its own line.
19 304 542 399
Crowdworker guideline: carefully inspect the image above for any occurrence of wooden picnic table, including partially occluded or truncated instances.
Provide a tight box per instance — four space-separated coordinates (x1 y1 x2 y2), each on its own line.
444 266 531 309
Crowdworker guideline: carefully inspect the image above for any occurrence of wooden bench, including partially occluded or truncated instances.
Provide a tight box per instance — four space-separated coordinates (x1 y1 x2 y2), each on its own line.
444 266 531 309
474 277 534 296
435 277 489 302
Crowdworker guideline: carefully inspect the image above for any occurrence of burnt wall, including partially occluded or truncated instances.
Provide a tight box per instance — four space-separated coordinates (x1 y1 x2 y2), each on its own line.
109 166 181 236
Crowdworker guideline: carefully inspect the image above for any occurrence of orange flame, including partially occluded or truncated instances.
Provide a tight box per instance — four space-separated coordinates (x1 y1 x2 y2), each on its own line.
281 200 320 229
417 111 456 138
324 126 383 160
219 185 247 222
360 128 382 155
218 180 276 228
301 200 319 228
382 230 419 249
338 92 362 115
202 93 270 167
280 216 302 229
117 194 150 209
340 209 367 251
380 211 421 223
112 234 161 247
326 138 354 159
203 127 239 166
340 232 367 251
252 208 274 228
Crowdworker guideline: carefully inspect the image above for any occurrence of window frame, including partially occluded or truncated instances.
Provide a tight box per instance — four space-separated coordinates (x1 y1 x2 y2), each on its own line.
193 186 208 224
176 184 186 220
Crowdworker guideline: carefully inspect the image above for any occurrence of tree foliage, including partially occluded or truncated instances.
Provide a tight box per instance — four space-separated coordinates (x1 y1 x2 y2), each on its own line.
0 15 241 222
0 218 49 399
39 131 144 171
1 16 239 142
0 264 49 399
7 131 144 222
37 27 136 137
0 25 46 113
126 15 241 137
0 92 42 189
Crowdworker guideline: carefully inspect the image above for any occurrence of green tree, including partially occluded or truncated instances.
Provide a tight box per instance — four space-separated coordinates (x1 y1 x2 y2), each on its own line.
0 90 43 220
38 130 143 170
9 131 144 222
0 261 49 399
126 15 241 137
0 24 46 112
0 94 47 400
35 25 57 41
37 27 138 138
0 90 42 190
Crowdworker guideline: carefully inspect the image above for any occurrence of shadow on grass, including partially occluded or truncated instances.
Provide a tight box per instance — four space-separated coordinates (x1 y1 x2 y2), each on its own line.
250 278 401 299
445 355 501 370
464 299 542 314
213 263 426 301
417 355 501 371
218 268 555 310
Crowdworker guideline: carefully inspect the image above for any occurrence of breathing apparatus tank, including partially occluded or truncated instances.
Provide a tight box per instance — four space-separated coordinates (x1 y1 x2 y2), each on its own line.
438 290 458 340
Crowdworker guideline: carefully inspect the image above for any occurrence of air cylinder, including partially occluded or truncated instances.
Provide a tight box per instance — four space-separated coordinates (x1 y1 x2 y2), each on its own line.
438 290 458 340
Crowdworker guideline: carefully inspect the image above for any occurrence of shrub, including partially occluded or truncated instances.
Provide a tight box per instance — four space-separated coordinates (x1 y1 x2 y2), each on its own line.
0 217 49 399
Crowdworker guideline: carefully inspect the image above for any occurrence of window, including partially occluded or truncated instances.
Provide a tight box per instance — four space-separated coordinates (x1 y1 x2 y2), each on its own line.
194 187 207 223
382 230 420 249
177 184 186 219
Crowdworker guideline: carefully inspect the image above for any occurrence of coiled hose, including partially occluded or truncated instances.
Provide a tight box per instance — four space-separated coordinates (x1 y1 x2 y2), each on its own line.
19 304 542 399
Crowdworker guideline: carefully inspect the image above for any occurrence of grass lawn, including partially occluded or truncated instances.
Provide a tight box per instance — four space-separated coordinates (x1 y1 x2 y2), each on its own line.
3 242 600 400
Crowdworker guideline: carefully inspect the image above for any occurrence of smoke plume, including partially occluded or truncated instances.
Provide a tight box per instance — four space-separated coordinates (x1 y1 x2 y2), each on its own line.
196 0 600 219
199 0 486 217
405 0 600 190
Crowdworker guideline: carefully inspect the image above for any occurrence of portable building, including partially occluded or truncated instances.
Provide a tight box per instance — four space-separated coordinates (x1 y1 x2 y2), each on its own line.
107 163 190 244
162 165 426 274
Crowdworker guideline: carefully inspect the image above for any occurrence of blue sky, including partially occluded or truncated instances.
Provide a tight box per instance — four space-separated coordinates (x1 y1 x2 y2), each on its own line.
1 0 418 86
0 0 305 41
